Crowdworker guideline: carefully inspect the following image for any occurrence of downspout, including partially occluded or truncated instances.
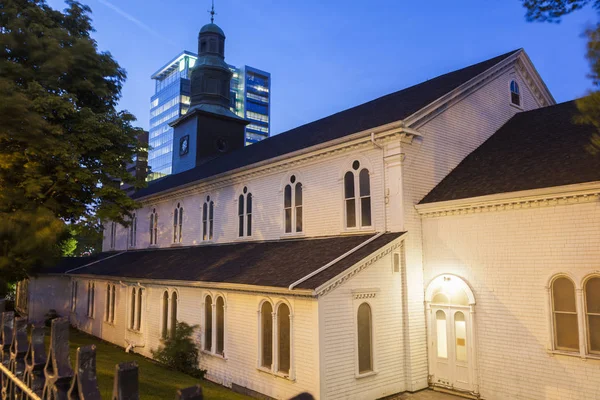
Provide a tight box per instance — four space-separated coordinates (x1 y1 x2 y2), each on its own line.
370 132 388 232
288 232 385 290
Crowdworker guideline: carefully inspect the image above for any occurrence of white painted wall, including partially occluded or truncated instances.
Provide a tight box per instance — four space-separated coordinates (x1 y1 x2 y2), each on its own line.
27 276 71 323
421 200 600 400
399 65 543 390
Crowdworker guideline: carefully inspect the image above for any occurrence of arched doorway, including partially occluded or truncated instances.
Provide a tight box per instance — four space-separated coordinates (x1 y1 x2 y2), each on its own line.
425 274 478 395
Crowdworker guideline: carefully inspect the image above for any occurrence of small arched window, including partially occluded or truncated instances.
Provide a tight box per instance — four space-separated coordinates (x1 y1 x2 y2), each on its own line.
205 295 213 351
260 301 273 368
277 303 291 374
161 291 169 338
130 213 137 247
216 296 225 355
238 187 253 237
202 196 214 241
357 302 373 373
510 80 520 106
149 209 158 245
585 277 600 354
344 161 372 229
173 203 183 243
170 291 178 337
284 176 303 234
551 277 579 351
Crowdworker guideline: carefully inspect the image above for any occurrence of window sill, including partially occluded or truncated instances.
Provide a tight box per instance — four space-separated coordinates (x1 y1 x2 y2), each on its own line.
340 229 376 236
548 350 600 361
256 367 295 381
201 350 227 360
355 370 378 379
280 232 305 239
103 321 116 327
170 242 184 247
509 102 524 111
86 316 95 320
126 328 143 335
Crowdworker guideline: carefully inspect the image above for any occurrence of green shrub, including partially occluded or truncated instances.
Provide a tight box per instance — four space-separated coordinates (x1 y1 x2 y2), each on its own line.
151 321 205 378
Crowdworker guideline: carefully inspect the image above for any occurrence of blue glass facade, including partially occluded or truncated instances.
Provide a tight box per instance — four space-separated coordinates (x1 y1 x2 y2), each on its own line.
148 51 271 181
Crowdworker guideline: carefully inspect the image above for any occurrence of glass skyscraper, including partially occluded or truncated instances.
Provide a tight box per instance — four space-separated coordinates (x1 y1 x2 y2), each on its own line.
148 51 271 181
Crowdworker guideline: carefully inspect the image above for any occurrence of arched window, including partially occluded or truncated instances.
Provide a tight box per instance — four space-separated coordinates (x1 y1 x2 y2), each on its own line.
105 284 115 324
238 187 253 237
170 291 178 337
510 80 521 106
110 284 116 323
585 277 600 354
130 213 137 247
203 196 214 241
551 277 579 351
130 288 136 329
161 291 169 338
260 301 273 368
149 209 158 245
173 203 183 243
110 222 117 249
357 302 373 373
216 296 225 355
344 161 372 229
205 295 213 351
71 281 78 312
86 282 95 318
284 176 303 234
277 303 291 374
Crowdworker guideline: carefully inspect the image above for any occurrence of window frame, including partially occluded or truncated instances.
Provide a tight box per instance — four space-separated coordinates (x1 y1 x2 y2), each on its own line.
86 281 95 318
509 79 522 109
173 203 184 244
352 291 378 378
71 280 78 313
343 162 373 231
257 299 295 380
202 292 227 358
282 175 304 236
128 286 144 333
109 222 117 249
202 196 215 242
129 213 137 248
238 187 253 238
149 208 158 246
584 275 600 355
104 283 116 324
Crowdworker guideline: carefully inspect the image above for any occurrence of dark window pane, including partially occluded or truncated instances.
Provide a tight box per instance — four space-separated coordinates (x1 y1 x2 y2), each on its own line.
359 169 370 196
261 302 273 368
203 220 207 241
209 202 214 219
357 303 372 373
361 197 371 227
170 292 177 336
216 297 225 354
344 172 355 199
555 313 579 351
238 195 244 215
205 296 213 351
162 291 168 338
247 214 252 236
296 207 303 232
278 304 291 374
511 92 520 106
553 278 576 312
346 199 356 228
130 288 136 329
239 215 244 237
247 193 253 214
203 204 207 222
586 278 600 314
589 315 600 353
295 183 302 206
285 209 292 233
137 289 143 330
111 285 115 323
284 185 292 208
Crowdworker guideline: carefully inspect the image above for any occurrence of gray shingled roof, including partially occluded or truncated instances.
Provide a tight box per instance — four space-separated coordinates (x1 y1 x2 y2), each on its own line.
43 233 404 290
420 100 600 204
134 50 520 199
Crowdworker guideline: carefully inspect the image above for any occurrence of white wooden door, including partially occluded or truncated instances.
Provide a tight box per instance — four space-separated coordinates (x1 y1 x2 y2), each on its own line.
431 306 473 392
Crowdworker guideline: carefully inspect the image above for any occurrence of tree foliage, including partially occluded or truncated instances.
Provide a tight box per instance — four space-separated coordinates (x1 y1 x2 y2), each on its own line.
0 0 144 281
522 0 600 154
151 322 205 379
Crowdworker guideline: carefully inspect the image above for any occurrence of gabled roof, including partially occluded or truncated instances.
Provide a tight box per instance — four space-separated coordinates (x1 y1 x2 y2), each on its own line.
42 233 404 291
134 50 520 199
420 100 600 204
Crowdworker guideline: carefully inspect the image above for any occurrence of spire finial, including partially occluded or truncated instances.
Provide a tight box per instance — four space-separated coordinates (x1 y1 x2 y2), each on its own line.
209 0 216 23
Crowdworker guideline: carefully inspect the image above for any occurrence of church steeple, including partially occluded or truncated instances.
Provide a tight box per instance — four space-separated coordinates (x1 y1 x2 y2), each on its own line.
189 3 231 109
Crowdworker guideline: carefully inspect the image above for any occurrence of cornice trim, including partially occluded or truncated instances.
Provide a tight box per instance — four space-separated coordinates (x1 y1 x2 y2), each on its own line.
416 182 600 218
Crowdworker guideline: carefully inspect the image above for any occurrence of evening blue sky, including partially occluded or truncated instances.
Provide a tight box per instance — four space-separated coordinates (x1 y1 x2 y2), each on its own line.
48 0 598 134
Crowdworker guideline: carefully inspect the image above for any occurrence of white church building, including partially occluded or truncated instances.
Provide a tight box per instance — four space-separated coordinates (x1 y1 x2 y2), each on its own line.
21 18 600 400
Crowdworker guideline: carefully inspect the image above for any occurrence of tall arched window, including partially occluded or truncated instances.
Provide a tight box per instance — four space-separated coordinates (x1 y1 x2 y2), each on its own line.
216 296 225 355
357 302 373 373
110 222 117 249
344 161 372 229
71 281 78 312
149 208 158 245
277 303 291 374
238 187 252 237
585 277 600 354
130 213 137 247
173 203 183 243
105 284 115 323
284 176 303 234
202 196 214 241
170 291 178 337
86 282 95 318
510 80 521 106
161 291 169 338
551 277 579 351
205 295 213 351
130 288 136 329
260 301 273 368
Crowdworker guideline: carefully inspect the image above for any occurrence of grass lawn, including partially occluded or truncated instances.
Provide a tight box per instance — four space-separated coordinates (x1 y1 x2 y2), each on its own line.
44 327 251 400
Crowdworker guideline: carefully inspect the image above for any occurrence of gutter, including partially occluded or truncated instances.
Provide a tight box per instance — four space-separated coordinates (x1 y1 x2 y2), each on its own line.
288 232 385 290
